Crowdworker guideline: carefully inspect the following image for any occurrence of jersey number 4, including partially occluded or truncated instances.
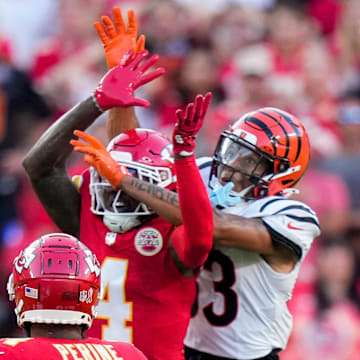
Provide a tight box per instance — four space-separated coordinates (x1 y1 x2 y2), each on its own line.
192 249 238 326
94 258 133 341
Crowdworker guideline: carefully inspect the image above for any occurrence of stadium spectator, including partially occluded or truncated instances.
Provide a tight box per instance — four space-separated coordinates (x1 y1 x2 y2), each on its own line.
282 240 360 360
320 87 360 231
0 49 51 251
30 0 107 114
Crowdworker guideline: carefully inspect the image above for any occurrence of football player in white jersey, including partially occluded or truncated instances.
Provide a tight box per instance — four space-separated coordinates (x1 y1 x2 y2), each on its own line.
182 107 320 360
111 106 320 360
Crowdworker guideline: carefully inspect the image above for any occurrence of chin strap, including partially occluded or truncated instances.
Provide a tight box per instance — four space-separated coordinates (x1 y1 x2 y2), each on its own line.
230 184 255 199
255 165 302 197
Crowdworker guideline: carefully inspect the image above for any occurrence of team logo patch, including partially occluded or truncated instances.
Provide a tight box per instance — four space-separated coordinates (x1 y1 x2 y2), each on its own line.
134 228 163 256
233 128 257 145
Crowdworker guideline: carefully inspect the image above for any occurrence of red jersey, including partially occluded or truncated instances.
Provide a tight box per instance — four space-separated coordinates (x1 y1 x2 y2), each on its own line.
78 169 196 360
0 337 146 360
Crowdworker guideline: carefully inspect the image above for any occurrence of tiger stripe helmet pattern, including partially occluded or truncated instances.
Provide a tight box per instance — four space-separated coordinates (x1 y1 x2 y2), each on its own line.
214 107 310 197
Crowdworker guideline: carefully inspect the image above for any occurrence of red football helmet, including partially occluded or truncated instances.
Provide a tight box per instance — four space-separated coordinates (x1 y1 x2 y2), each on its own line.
7 233 101 328
90 128 176 233
211 107 310 198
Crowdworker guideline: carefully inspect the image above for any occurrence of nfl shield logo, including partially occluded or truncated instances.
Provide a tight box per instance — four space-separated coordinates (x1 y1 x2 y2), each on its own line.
134 228 163 256
79 290 87 303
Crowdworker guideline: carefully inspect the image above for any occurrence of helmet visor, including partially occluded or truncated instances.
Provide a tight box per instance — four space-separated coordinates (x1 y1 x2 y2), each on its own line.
216 136 271 175
214 134 272 193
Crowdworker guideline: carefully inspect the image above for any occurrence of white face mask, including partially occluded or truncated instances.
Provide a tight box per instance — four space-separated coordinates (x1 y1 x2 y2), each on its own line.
89 157 175 233
89 167 154 234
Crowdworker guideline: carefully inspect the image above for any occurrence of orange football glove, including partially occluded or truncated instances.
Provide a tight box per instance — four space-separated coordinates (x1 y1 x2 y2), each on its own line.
94 7 145 69
71 130 130 189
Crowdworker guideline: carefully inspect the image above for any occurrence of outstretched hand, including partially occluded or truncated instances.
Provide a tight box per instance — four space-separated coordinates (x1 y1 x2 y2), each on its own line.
71 130 130 189
94 7 145 69
172 92 212 157
93 50 165 111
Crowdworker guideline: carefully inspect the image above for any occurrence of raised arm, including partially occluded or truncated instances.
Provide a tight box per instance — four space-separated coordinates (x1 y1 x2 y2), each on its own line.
23 52 164 236
94 7 146 139
22 97 100 237
120 174 273 251
169 93 213 268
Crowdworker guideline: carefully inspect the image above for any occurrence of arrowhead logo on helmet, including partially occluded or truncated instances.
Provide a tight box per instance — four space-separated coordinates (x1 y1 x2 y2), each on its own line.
14 247 37 275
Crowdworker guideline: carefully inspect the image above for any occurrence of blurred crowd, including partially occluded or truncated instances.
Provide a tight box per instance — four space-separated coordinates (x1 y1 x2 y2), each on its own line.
1 0 360 358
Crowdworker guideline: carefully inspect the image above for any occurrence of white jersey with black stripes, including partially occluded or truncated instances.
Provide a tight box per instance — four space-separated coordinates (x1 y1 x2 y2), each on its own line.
186 158 320 359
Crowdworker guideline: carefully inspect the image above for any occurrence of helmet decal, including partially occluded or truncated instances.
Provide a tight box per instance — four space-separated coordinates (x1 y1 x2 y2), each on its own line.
233 128 257 145
83 248 101 277
14 247 37 275
24 287 38 299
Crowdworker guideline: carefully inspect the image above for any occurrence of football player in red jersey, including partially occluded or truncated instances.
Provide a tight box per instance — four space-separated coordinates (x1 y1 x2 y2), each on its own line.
22 46 213 358
0 233 147 359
